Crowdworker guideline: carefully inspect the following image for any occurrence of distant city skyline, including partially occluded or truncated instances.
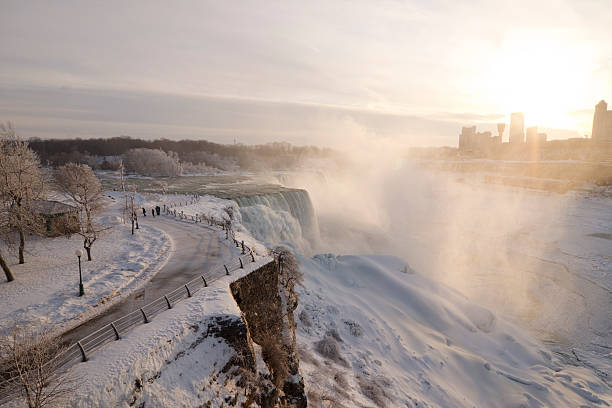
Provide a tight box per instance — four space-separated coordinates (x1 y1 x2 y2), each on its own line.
1 0 611 147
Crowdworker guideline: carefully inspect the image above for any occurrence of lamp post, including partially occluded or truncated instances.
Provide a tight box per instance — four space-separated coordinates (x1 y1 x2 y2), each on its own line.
75 249 84 296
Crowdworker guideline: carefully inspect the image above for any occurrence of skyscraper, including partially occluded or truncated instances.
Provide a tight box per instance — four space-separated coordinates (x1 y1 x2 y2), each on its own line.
509 112 525 144
592 100 612 143
526 126 538 144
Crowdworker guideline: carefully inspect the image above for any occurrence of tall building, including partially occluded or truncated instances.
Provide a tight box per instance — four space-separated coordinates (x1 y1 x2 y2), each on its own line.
458 126 498 152
497 123 506 138
509 112 525 144
526 126 547 146
458 126 476 150
526 126 538 144
592 100 612 143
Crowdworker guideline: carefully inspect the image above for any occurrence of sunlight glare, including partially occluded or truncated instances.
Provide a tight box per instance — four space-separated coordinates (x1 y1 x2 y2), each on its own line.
484 31 596 131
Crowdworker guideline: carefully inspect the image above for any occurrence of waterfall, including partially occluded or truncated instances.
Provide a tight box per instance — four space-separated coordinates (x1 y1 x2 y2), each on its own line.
233 189 320 254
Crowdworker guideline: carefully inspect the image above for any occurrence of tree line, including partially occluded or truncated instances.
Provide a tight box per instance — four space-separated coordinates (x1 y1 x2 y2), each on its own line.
29 136 338 171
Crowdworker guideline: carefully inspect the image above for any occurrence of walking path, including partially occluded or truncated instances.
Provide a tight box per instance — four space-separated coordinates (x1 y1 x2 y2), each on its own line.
61 215 236 345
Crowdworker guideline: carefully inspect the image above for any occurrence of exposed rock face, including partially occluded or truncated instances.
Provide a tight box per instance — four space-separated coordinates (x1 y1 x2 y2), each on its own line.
208 315 256 374
230 260 307 408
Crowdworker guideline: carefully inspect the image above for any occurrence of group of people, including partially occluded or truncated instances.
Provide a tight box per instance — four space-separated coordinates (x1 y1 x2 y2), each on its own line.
142 206 161 217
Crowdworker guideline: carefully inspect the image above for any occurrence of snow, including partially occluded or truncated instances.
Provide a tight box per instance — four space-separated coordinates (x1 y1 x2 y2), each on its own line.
137 191 269 257
61 257 271 408
296 254 611 407
0 191 254 340
0 209 171 339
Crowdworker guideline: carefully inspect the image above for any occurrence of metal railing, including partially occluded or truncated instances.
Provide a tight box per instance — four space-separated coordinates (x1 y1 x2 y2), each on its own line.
0 212 262 405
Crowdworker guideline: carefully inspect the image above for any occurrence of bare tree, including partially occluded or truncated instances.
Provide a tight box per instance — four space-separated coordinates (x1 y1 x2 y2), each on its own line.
0 207 14 281
55 163 107 261
0 247 13 283
122 185 140 235
0 123 46 267
273 246 303 293
0 327 75 408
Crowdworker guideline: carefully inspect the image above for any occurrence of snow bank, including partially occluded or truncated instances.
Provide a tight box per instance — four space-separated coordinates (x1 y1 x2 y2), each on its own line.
296 254 611 407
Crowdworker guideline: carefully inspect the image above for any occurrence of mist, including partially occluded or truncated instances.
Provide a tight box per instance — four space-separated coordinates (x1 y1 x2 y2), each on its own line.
271 144 610 363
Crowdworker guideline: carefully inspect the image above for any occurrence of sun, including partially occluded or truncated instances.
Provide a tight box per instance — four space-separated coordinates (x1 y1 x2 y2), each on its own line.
482 30 596 131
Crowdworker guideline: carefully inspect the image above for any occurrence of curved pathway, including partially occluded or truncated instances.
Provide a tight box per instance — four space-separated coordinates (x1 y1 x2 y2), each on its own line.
61 215 236 345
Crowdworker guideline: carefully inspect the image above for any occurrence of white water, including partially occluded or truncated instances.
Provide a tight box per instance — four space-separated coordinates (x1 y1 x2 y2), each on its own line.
233 190 320 254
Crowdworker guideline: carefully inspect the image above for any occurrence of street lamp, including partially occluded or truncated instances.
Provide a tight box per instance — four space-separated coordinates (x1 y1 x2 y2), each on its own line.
75 249 84 296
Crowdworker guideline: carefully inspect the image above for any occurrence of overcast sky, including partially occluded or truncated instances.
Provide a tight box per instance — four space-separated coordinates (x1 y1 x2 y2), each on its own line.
1 0 610 147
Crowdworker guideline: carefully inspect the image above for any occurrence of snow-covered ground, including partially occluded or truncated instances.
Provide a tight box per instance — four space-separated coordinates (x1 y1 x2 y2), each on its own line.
0 191 256 340
64 257 272 408
140 192 269 257
0 199 171 338
296 254 611 407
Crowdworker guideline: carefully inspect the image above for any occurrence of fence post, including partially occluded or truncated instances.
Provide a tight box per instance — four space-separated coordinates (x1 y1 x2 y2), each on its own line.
201 276 208 287
224 265 229 275
239 258 244 269
140 308 149 323
241 240 245 254
164 295 172 309
77 341 88 362
110 323 121 340
251 252 255 262
184 284 191 297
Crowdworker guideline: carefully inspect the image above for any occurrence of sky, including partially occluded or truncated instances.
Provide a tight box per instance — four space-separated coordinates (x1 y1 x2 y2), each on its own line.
1 0 611 147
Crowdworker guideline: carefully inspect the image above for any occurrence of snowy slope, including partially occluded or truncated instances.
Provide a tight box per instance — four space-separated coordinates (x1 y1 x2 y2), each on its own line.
296 254 611 407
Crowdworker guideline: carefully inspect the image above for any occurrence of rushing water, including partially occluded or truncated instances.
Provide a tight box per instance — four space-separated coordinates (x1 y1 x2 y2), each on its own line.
233 189 320 254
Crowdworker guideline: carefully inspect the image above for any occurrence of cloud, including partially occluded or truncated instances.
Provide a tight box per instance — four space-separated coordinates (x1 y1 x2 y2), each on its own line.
0 85 462 146
0 0 609 144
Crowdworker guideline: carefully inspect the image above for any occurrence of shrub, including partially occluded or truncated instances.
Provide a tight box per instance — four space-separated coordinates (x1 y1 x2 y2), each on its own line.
314 336 347 367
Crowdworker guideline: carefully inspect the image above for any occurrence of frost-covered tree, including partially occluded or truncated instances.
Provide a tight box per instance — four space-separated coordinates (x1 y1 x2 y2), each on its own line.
0 221 13 282
0 327 75 408
55 163 107 261
123 148 183 177
0 123 46 269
